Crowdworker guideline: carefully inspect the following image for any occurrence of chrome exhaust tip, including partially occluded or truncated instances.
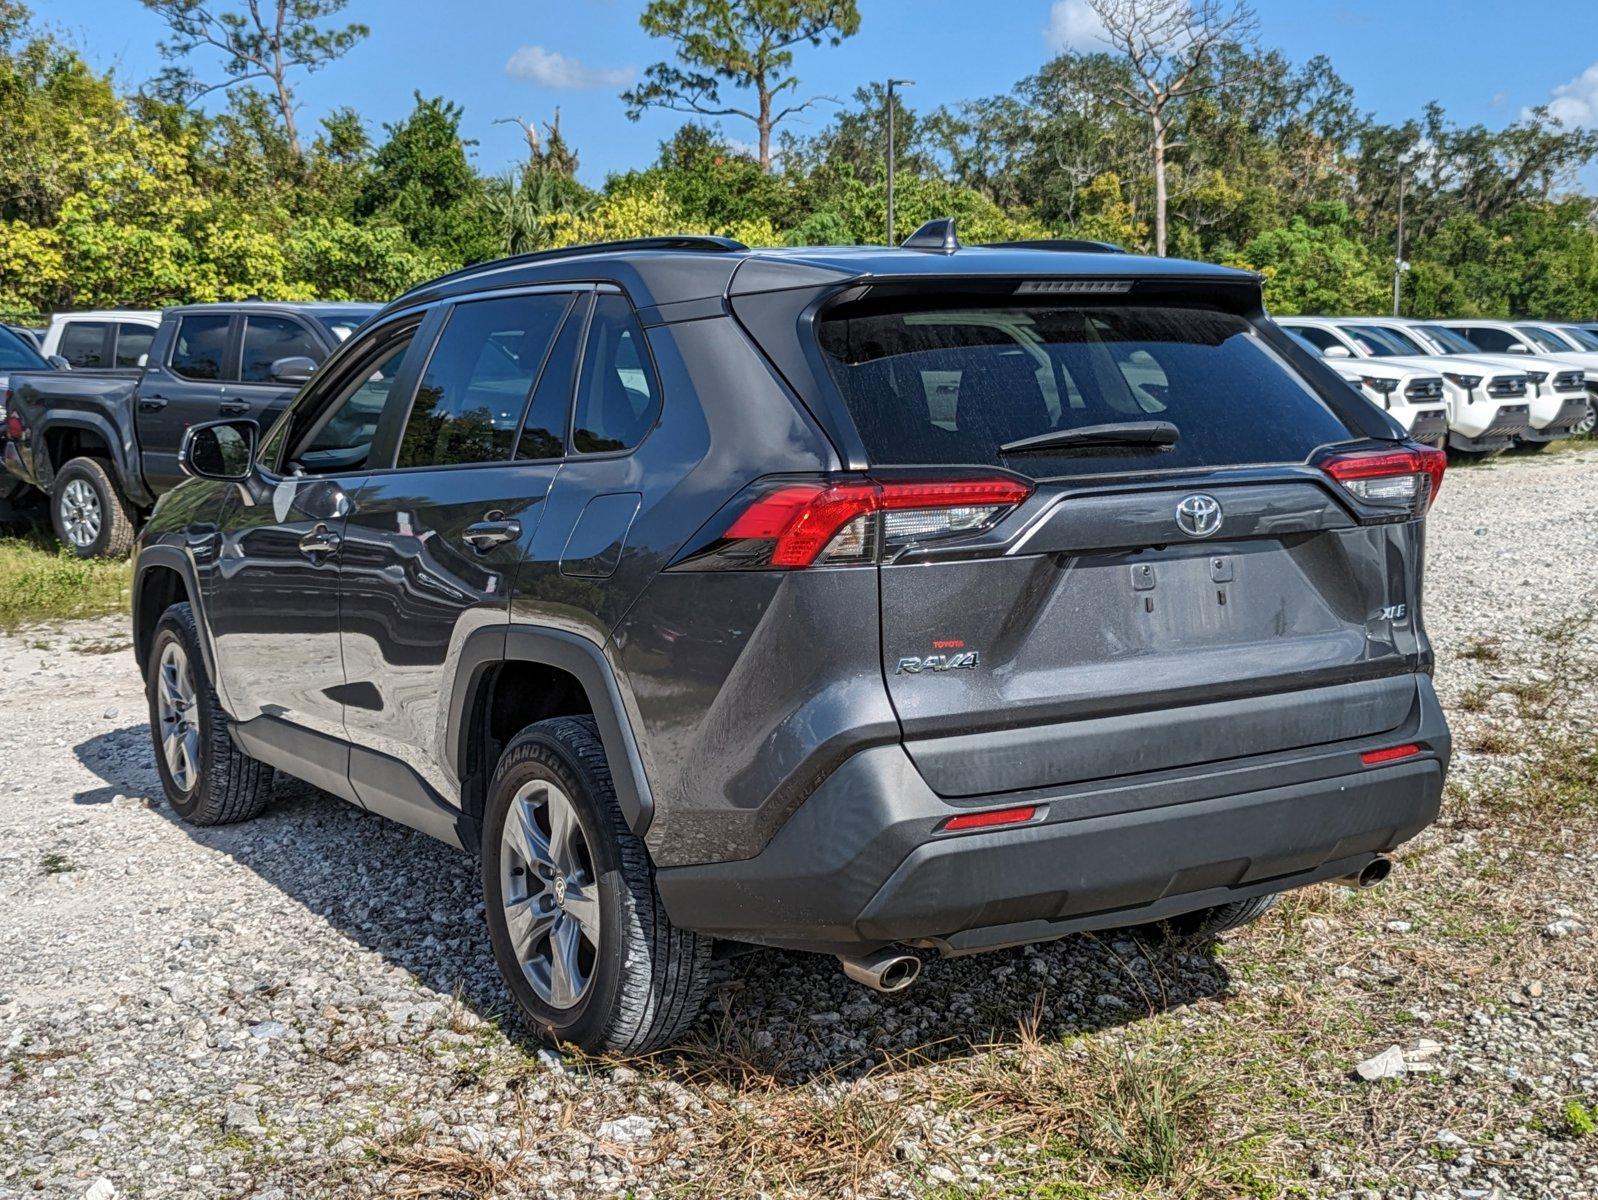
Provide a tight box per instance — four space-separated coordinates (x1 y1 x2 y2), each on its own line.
1345 856 1393 889
839 949 921 994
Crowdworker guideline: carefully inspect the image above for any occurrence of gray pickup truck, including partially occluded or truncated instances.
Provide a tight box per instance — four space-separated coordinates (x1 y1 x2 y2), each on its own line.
3 301 376 555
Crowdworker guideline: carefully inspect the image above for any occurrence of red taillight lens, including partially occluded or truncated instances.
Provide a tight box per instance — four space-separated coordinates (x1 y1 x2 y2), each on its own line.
1361 743 1421 766
940 804 1038 832
1319 443 1446 513
720 477 1033 568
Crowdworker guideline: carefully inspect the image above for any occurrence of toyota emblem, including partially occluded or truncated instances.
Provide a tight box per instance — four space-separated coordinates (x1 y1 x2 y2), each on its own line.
1175 493 1223 538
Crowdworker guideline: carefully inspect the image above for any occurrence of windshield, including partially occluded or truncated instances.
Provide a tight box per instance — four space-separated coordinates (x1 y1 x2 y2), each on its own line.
818 300 1356 479
1412 324 1479 355
1559 325 1598 351
1517 325 1570 352
1344 325 1426 357
0 325 46 370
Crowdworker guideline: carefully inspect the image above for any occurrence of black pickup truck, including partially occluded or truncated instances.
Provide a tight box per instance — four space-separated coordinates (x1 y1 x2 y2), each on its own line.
3 301 377 555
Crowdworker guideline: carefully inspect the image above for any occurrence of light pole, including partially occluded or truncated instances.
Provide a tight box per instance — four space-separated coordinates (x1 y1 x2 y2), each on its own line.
1392 160 1409 317
886 78 914 246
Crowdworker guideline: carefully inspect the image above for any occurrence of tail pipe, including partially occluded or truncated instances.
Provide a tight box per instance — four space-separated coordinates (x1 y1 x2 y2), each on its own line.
839 948 921 994
1345 856 1393 889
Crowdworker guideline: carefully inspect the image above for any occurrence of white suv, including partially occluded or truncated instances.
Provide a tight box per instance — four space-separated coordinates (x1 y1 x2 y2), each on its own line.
39 310 161 371
1278 317 1529 453
1348 319 1587 447
1283 330 1448 446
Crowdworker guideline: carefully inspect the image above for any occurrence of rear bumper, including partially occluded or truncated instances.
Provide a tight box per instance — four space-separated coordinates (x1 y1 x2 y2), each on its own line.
656 675 1449 956
1520 397 1589 442
1449 404 1530 452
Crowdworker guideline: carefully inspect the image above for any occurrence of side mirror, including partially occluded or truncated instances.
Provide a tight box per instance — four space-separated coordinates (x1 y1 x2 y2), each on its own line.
180 419 257 481
47 354 70 370
1505 343 1530 354
270 355 317 385
1323 344 1353 359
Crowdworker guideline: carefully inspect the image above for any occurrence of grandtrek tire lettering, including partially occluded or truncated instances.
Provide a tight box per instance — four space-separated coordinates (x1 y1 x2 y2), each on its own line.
895 651 981 674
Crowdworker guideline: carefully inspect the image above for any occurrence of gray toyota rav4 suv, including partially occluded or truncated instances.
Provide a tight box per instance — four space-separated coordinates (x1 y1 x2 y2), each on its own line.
132 223 1451 1052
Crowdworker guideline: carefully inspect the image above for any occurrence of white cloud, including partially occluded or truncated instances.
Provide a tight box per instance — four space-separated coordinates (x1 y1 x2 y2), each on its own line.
1529 60 1598 128
505 45 633 89
1044 0 1108 52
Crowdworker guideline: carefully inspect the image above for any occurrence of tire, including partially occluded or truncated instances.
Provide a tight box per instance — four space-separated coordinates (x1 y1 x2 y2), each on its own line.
482 716 712 1054
146 602 273 826
1574 395 1597 439
1133 893 1281 943
51 456 136 558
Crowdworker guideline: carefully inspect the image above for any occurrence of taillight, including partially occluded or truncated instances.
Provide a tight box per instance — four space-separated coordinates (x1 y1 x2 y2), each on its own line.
940 804 1038 832
1319 443 1446 515
1361 744 1421 766
698 476 1033 569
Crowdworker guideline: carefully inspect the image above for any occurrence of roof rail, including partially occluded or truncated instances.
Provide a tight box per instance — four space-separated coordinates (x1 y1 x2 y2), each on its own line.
983 239 1128 255
902 217 961 254
396 234 749 301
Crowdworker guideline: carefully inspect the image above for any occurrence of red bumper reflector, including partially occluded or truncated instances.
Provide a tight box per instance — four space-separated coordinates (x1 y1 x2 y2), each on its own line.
940 804 1038 832
1360 743 1421 766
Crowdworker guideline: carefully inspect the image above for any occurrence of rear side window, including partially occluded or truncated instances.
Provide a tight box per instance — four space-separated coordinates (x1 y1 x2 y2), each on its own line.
115 323 154 368
397 293 569 468
170 314 231 380
1455 326 1517 353
58 321 110 368
818 301 1356 478
241 315 322 382
571 295 659 454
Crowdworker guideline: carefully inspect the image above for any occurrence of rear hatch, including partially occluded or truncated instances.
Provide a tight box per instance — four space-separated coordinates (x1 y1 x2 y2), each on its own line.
814 287 1436 798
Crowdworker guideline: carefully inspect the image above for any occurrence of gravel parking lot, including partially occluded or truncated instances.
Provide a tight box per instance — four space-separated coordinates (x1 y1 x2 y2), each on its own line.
3 448 1597 1199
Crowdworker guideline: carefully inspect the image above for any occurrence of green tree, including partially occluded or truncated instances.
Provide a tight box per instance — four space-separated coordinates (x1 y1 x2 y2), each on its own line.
622 0 861 172
1237 203 1388 315
141 0 367 158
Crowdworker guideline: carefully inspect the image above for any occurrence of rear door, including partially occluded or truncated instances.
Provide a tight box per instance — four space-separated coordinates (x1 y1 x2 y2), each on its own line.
816 296 1427 795
337 288 577 824
135 312 234 491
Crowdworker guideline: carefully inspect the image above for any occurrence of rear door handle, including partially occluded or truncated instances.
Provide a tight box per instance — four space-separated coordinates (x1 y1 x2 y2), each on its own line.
138 396 167 412
219 400 250 416
298 524 341 557
462 515 521 553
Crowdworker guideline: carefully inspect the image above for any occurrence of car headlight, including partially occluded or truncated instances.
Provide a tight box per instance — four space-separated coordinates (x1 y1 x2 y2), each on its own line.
1443 372 1482 389
1360 376 1399 395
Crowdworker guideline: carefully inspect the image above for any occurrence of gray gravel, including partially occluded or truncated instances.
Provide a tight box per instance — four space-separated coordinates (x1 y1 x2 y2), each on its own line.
2 447 1597 1198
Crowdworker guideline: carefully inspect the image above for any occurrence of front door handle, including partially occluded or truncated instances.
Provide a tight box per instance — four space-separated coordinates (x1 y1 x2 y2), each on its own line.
462 515 521 553
219 400 250 416
298 524 341 557
138 396 167 412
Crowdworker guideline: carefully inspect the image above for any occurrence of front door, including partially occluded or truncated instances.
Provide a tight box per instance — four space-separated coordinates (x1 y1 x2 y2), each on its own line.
336 289 578 828
206 318 427 799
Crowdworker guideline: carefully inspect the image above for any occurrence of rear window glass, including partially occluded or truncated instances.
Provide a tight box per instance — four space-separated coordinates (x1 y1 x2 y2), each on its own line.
818 302 1355 477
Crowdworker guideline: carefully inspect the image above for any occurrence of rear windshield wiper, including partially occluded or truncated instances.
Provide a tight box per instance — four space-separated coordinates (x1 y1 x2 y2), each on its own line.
999 421 1179 455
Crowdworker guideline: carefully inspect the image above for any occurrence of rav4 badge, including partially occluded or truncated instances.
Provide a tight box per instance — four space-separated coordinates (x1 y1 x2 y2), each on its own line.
895 652 981 674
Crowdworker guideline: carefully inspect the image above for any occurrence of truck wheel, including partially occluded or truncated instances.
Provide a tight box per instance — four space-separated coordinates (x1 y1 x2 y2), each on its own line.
51 456 136 558
146 602 274 826
482 716 712 1054
1134 894 1281 943
1575 395 1597 439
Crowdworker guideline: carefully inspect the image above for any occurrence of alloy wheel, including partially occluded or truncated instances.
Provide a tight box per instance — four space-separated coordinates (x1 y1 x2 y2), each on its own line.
60 479 102 548
499 779 601 1010
1574 399 1597 438
156 642 201 792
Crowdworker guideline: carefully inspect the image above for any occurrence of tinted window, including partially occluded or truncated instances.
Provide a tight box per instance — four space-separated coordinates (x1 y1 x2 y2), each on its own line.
516 296 586 461
58 321 110 368
293 338 412 475
170 314 231 380
1457 326 1518 353
1412 324 1479 355
241 316 323 382
0 325 46 370
1288 325 1344 353
1561 325 1598 351
114 323 154 369
1519 325 1571 353
571 295 659 454
1345 325 1425 356
819 301 1355 478
397 294 569 469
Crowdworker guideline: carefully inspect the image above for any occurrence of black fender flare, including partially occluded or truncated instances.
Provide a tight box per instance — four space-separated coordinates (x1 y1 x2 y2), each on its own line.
38 411 153 507
131 544 217 682
447 624 656 837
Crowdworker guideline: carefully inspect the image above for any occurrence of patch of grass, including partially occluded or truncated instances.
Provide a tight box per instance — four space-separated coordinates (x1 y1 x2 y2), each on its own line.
0 535 129 630
1563 1100 1597 1139
1457 684 1494 713
367 1140 520 1199
39 851 74 875
1463 726 1518 755
1459 637 1503 664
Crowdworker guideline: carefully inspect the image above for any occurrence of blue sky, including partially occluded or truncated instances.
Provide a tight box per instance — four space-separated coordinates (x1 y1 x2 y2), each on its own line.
43 0 1598 188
